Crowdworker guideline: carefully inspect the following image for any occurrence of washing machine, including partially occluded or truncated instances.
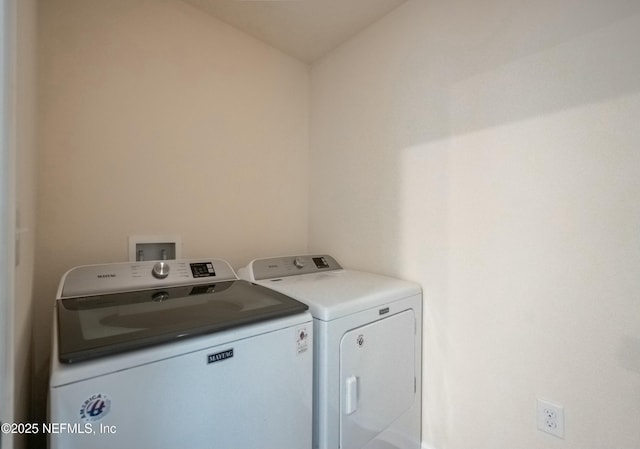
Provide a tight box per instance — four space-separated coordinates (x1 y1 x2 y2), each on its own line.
49 258 313 449
239 254 422 449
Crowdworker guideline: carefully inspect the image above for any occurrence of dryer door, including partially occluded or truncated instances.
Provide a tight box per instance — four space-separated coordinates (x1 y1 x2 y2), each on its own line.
339 310 416 449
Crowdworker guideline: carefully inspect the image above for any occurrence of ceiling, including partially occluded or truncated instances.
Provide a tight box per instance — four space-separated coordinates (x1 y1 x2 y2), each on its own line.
181 0 408 63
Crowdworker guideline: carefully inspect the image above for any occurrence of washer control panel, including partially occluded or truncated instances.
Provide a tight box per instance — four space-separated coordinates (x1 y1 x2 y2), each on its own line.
59 258 237 298
242 254 341 281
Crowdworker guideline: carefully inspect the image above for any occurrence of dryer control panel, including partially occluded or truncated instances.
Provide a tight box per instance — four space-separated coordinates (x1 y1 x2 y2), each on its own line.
243 254 342 281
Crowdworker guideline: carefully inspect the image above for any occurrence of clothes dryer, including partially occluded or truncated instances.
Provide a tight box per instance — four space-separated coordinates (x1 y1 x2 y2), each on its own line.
239 255 422 449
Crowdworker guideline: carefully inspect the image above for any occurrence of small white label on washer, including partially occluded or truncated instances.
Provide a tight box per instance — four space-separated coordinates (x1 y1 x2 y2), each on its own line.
296 327 309 354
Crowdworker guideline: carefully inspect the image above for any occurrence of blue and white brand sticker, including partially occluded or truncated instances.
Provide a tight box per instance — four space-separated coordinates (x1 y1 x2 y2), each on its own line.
79 393 111 422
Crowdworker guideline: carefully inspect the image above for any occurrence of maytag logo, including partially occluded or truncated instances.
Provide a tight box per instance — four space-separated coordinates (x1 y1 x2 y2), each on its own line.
208 349 234 364
97 273 116 279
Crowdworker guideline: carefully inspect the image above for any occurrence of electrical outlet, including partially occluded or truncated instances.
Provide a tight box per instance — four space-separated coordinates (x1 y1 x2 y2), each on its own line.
537 398 564 438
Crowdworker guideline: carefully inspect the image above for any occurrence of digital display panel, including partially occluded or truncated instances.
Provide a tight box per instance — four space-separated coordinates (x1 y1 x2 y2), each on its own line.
190 262 216 278
313 257 330 269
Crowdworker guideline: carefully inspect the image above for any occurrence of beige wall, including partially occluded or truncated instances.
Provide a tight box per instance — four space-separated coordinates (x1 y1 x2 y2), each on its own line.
30 1 640 448
33 0 309 424
310 0 640 448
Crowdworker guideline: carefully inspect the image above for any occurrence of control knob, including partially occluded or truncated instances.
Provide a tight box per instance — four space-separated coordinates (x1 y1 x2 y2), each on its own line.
152 261 170 279
152 291 170 302
293 257 305 269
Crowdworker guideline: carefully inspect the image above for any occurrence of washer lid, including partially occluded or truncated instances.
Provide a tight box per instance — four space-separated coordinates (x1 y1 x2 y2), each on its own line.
254 269 421 321
56 280 308 364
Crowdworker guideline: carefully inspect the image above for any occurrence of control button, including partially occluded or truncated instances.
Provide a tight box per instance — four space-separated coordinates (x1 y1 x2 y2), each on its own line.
152 261 170 279
293 257 305 269
152 291 169 302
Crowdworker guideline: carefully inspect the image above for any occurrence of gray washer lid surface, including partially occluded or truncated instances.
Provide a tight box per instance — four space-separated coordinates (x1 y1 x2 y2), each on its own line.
255 269 421 321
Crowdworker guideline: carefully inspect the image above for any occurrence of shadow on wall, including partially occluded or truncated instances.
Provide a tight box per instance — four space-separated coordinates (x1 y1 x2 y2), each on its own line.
448 9 640 139
395 7 640 448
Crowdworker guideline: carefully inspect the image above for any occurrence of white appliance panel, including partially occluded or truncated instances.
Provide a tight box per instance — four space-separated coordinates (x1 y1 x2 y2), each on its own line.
239 255 423 449
49 320 312 449
299 295 422 449
251 270 420 321
340 311 416 449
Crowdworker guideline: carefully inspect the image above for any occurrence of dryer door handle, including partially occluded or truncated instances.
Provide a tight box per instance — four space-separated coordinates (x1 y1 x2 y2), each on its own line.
345 376 359 415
